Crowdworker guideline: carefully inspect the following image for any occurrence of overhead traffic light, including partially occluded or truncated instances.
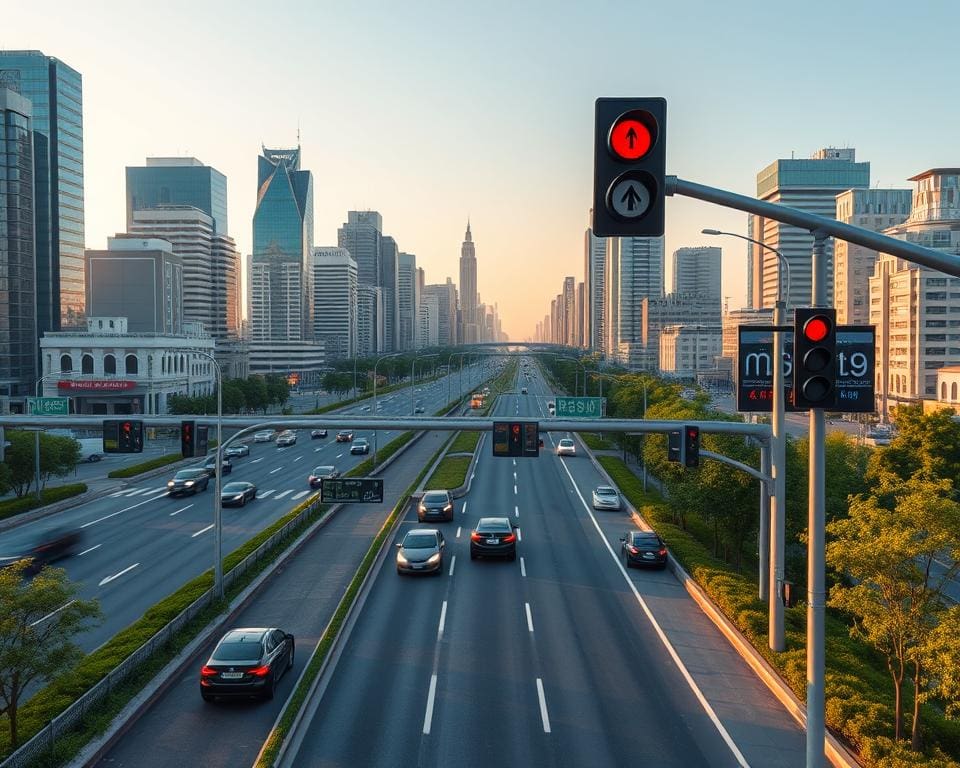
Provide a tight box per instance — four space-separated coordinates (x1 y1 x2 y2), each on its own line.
592 97 667 237
181 420 196 458
681 425 700 468
792 307 837 409
492 421 539 457
103 419 143 454
667 430 681 462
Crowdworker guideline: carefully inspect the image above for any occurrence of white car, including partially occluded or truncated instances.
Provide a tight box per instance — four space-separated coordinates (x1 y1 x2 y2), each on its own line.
592 486 622 510
556 438 576 456
253 431 275 443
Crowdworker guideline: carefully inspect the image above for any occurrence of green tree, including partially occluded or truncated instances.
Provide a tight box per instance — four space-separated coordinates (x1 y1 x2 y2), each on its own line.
827 477 960 747
0 561 101 746
0 463 12 496
264 374 290 407
920 605 960 720
868 404 960 493
39 434 81 488
241 377 269 413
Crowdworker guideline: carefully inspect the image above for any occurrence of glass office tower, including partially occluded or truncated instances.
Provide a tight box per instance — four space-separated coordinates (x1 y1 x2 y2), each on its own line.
0 50 85 332
126 157 228 235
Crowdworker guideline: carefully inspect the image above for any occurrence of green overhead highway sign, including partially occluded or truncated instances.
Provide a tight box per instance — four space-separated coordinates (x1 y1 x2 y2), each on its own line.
555 397 604 419
27 397 69 416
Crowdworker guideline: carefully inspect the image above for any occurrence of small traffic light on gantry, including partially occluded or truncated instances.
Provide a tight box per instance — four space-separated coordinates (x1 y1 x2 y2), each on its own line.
792 308 837 409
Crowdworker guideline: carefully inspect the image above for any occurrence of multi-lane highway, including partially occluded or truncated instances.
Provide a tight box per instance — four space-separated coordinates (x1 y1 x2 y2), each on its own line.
0 365 487 658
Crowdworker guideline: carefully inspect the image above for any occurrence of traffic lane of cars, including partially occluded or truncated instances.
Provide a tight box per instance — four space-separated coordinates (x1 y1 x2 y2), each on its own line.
96 430 455 768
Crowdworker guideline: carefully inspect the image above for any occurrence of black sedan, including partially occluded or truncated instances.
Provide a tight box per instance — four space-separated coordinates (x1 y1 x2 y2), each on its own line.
221 482 257 507
168 469 210 496
200 627 295 701
26 528 85 573
620 530 668 569
202 456 233 476
311 429 328 439
418 490 454 522
470 517 518 561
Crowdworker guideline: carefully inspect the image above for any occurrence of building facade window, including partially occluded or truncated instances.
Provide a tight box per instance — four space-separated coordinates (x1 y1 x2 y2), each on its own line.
125 354 139 375
81 354 94 374
60 354 73 373
104 354 116 375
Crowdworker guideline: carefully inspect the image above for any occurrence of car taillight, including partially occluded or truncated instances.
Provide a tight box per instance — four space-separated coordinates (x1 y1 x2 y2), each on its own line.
200 666 218 677
470 532 483 542
628 545 639 554
248 665 271 677
659 548 667 556
502 534 516 544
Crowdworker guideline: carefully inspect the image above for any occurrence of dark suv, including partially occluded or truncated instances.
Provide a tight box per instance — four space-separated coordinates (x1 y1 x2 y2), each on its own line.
418 490 454 522
470 517 518 560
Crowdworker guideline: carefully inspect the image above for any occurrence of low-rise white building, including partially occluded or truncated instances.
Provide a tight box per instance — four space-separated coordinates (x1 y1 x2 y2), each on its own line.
39 317 216 414
659 324 723 378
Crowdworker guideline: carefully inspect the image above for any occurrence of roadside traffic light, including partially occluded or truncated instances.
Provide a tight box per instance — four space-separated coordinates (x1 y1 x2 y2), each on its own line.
103 419 143 454
667 429 681 462
181 420 196 458
681 425 700 468
592 97 667 237
492 421 539 457
792 308 837 409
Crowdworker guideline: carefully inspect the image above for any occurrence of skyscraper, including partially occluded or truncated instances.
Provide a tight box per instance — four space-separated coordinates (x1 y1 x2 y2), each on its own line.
424 282 457 347
397 252 417 351
312 247 357 359
749 147 869 310
338 211 384 351
251 146 314 342
562 276 575 346
379 235 399 352
671 246 721 307
0 51 85 332
459 221 478 343
0 86 36 400
584 217 607 352
126 157 228 234
605 236 664 368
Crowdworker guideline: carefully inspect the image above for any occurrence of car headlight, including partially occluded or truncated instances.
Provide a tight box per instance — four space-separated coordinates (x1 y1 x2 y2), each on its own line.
418 504 427 513
185 481 195 487
396 552 408 565
427 553 441 564
167 481 175 487
443 504 453 512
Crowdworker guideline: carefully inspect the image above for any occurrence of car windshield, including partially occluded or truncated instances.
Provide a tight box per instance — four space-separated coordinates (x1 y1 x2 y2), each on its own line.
313 466 334 475
423 492 448 504
403 533 437 549
354 439 367 445
175 470 204 479
597 487 617 496
222 483 248 493
212 640 262 661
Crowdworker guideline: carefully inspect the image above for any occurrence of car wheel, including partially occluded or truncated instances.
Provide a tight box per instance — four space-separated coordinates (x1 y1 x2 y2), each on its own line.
470 550 477 560
287 645 295 670
240 496 246 507
509 550 517 562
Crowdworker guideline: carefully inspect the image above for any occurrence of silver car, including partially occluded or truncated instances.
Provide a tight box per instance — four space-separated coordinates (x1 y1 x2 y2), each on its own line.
396 528 445 575
592 485 622 510
556 438 576 456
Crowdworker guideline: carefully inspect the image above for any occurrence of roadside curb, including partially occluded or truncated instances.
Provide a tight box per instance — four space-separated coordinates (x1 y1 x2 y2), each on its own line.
574 433 859 768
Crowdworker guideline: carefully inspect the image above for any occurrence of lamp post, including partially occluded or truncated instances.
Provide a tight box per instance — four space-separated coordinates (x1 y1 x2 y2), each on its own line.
703 227 789 652
174 347 224 599
412 354 438 414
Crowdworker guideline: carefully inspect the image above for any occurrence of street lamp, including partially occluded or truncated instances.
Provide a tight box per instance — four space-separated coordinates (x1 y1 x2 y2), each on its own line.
411 354 438 414
173 347 224 600
703 227 788 652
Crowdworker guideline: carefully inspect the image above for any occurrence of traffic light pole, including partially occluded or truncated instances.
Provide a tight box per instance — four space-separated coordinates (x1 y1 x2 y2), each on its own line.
770 299 787 653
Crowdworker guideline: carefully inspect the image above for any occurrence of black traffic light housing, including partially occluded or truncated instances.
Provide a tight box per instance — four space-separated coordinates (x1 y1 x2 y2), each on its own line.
681 425 700 468
181 420 195 458
592 97 667 238
667 429 681 462
103 419 143 454
793 307 837 409
492 421 539 457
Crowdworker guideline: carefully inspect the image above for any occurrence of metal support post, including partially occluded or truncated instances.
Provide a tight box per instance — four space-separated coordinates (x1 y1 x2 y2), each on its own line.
807 233 828 768
770 298 787 652
34 430 41 501
759 443 770 602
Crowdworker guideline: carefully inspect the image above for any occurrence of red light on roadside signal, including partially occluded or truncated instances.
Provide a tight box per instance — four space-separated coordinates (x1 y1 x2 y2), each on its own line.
609 117 652 160
803 316 830 342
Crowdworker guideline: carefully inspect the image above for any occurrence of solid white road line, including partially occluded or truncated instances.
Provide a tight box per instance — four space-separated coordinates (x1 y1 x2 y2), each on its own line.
257 489 275 498
77 544 101 557
438 600 448 638
422 674 438 735
555 457 751 767
448 555 456 577
536 678 551 733
270 467 283 474
525 602 534 632
169 504 193 516
520 556 526 577
292 490 310 500
456 526 461 538
98 562 140 587
274 490 293 499
191 523 214 538
30 599 77 627
81 494 163 528
250 458 264 464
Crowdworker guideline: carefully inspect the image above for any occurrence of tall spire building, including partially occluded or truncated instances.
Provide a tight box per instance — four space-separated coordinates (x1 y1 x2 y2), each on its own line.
459 221 478 343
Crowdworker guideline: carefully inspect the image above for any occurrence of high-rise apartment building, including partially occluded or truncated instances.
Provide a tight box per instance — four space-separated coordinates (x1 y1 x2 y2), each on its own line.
584 215 607 351
357 284 383 356
0 87 36 401
562 277 575 346
605 236 664 367
459 221 478 343
418 294 440 348
397 252 417 351
312 247 357 360
671 246 721 307
833 188 911 325
0 51 85 332
423 282 457 347
251 146 314 342
379 235 399 352
870 169 960 417
749 148 870 310
338 211 384 351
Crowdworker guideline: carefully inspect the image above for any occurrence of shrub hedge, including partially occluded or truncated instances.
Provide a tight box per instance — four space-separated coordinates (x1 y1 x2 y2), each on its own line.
0 483 88 521
107 453 182 478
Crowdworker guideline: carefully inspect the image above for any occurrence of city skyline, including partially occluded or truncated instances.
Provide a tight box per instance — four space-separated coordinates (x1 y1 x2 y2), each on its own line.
4 1 959 339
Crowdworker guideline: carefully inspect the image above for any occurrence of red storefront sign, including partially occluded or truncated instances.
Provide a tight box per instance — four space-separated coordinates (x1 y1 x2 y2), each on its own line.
58 380 137 391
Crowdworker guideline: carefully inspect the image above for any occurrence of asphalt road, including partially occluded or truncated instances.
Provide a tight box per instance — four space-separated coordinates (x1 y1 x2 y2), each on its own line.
283 361 806 768
0 365 490 661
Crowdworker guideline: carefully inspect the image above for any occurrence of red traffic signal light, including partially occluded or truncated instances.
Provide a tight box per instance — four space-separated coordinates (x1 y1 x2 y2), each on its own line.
802 316 830 343
793 308 837 409
609 117 653 160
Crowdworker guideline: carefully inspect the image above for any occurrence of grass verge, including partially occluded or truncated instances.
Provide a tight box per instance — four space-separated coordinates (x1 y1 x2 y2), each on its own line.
597 455 960 766
0 484 88 522
448 430 480 454
424 456 471 491
578 432 616 451
254 438 450 767
107 453 182 478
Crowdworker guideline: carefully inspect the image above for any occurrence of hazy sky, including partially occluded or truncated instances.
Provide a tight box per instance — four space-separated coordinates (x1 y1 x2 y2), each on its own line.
6 0 958 340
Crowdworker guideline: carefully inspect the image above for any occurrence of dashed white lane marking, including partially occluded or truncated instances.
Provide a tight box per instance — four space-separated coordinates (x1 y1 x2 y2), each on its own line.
513 459 517 467
77 544 101 557
292 490 310 500
422 674 438 735
456 526 461 538
517 528 522 541
336 453 344 458
250 458 264 464
513 472 517 481
274 490 292 499
462 501 467 515
98 562 140 586
525 602 534 632
448 555 456 577
191 524 214 538
256 489 275 499
170 504 193 516
520 557 527 577
555 457 751 767
82 494 162 528
514 505 519 517
294 455 304 462
30 599 76 627
438 600 448 638
536 678 551 733
514 485 518 495
314 447 323 453
269 467 283 474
